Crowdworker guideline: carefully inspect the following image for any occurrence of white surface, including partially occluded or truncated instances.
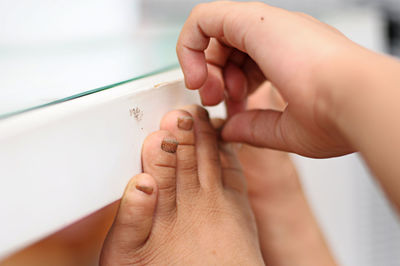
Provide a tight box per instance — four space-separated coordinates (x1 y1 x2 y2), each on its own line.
0 69 201 258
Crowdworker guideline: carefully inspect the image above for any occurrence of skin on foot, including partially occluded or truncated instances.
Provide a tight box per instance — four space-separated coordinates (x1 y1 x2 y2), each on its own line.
100 105 264 265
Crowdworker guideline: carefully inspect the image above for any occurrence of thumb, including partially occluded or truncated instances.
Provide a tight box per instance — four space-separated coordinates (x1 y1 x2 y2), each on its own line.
221 109 289 151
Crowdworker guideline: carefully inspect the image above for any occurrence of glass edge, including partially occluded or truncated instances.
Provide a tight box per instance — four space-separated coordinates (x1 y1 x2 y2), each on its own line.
0 63 180 120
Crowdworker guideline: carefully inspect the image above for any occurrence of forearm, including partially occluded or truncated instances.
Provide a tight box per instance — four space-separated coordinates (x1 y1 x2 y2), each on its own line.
323 45 400 208
243 149 336 266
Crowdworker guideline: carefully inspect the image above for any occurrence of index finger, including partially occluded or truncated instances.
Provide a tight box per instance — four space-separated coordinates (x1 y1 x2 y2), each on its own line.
176 1 267 90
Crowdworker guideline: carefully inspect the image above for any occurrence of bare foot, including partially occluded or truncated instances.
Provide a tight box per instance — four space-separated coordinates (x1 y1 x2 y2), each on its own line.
238 83 336 266
100 105 264 265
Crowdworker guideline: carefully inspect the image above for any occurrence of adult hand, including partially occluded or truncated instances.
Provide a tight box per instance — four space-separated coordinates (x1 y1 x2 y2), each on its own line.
176 1 357 157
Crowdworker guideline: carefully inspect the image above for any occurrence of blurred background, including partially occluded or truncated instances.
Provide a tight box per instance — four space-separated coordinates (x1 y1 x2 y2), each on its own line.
1 0 400 265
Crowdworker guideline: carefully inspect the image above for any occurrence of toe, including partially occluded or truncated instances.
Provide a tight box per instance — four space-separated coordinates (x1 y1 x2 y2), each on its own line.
219 142 247 195
100 173 157 265
160 110 200 196
211 118 247 194
184 105 222 190
142 131 178 217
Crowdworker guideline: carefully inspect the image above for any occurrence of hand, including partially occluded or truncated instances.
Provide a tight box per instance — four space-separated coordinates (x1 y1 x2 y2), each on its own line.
208 83 336 265
176 1 358 158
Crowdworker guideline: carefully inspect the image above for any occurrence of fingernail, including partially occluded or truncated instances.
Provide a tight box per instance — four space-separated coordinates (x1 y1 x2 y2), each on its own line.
135 184 153 195
177 116 194 130
161 138 178 153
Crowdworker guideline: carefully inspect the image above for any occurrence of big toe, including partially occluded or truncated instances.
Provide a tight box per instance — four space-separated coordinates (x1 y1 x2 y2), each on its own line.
100 173 157 266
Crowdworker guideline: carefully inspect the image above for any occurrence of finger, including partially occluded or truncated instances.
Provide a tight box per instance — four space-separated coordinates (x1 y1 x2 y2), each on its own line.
224 61 248 117
222 109 289 152
222 108 352 158
241 57 267 96
177 1 265 90
225 96 247 118
224 56 266 117
228 49 266 95
204 39 265 108
199 63 225 106
199 38 232 106
224 61 247 102
205 38 233 68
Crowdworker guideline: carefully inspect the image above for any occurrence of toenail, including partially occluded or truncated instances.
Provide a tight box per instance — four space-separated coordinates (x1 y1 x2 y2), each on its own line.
135 184 154 195
198 107 210 121
161 138 178 153
177 116 194 130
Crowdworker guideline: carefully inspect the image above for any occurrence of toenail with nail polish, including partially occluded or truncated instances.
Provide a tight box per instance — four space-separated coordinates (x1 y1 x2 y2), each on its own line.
177 116 194 130
135 184 154 195
161 138 178 153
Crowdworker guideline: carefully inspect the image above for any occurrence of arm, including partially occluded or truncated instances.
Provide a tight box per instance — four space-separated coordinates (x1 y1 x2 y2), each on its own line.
322 46 400 208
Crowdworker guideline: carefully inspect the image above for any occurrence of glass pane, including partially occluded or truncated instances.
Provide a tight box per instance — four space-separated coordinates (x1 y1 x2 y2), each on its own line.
0 1 180 119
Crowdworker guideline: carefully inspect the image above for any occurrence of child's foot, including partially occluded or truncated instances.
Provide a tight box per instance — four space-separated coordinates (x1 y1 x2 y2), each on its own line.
238 83 336 266
100 105 264 265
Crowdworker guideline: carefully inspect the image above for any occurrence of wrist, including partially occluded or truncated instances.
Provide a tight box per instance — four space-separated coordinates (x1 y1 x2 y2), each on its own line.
314 43 372 149
316 43 400 152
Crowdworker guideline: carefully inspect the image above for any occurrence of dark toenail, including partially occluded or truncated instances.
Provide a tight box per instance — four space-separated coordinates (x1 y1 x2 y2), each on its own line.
161 138 178 153
177 116 194 130
215 128 222 140
198 107 210 121
136 184 154 195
